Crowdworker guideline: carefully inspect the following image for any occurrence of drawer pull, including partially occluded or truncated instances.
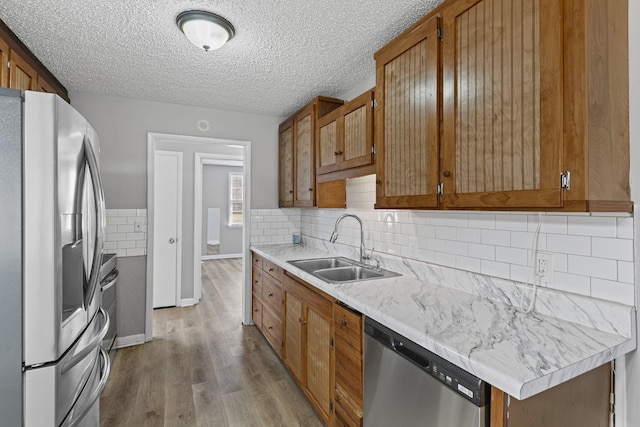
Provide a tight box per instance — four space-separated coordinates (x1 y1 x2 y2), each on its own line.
268 268 274 272
268 292 274 297
268 326 273 331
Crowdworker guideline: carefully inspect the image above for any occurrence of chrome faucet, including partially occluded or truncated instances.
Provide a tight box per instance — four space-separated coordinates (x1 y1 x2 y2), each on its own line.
329 214 370 264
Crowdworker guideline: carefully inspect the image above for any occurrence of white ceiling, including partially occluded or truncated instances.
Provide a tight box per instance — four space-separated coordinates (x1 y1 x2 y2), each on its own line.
0 0 443 117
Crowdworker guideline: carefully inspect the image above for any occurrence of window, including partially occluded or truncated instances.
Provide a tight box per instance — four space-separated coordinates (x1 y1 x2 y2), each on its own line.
228 172 243 227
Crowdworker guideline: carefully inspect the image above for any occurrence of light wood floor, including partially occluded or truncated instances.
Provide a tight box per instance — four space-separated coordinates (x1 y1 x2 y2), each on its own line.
100 258 324 427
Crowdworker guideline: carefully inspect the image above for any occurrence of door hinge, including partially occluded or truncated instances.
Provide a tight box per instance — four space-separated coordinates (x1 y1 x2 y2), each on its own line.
371 99 377 108
561 170 571 190
437 27 443 41
330 336 334 349
437 182 444 195
371 144 376 155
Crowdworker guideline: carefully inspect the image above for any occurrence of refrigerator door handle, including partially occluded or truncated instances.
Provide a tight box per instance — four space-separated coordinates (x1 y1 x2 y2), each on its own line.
83 135 106 308
61 308 110 374
63 347 111 427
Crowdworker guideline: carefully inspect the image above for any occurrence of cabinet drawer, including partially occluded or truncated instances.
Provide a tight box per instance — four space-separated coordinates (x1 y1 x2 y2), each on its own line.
334 304 363 350
262 307 282 355
252 294 263 330
334 384 363 427
262 274 283 317
263 259 283 282
252 266 263 295
252 252 263 269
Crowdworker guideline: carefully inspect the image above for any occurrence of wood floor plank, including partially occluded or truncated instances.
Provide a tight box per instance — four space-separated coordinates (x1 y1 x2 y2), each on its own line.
101 258 323 427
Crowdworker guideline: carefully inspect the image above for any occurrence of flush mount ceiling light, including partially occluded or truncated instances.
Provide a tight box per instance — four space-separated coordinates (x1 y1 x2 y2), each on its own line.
176 10 235 51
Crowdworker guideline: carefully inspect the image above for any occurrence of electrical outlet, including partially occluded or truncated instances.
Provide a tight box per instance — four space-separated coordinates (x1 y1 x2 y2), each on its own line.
536 252 554 283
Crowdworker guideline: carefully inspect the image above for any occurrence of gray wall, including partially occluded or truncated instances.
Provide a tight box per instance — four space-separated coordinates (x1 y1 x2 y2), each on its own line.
69 92 280 339
202 165 243 255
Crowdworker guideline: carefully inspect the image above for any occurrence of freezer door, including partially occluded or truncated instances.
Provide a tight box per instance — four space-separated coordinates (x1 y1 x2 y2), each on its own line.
23 92 105 366
24 307 109 427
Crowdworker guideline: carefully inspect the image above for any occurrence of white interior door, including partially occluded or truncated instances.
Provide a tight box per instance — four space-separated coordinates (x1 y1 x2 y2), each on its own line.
153 151 182 308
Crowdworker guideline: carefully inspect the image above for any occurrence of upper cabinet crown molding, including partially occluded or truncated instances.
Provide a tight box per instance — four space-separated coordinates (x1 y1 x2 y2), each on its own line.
373 0 631 212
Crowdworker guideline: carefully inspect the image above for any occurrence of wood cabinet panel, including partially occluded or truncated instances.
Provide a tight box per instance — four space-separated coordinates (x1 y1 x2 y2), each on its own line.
375 16 440 209
284 290 304 383
262 307 282 356
262 274 283 317
318 119 339 172
334 384 363 427
252 294 263 330
263 259 283 282
333 303 364 421
441 0 563 209
37 75 57 94
9 49 37 90
279 120 294 207
306 307 332 419
295 109 315 206
251 265 262 295
316 180 347 209
0 37 8 88
252 251 263 269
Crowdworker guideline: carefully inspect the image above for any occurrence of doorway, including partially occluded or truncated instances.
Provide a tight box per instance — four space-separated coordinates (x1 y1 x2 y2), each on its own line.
146 133 252 342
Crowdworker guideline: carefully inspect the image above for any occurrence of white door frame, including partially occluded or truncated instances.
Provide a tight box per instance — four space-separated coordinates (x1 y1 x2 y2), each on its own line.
193 155 243 302
146 132 252 342
152 150 183 308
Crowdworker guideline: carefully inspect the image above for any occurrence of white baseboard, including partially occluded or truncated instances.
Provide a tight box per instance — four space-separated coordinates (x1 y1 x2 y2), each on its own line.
201 253 242 261
116 334 146 348
180 298 198 306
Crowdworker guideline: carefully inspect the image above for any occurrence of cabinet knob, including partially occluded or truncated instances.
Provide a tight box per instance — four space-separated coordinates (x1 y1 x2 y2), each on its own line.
334 151 340 156
340 319 347 327
268 326 273 331
442 170 451 178
376 179 381 185
289 190 294 193
299 318 306 325
268 292 274 297
268 268 274 272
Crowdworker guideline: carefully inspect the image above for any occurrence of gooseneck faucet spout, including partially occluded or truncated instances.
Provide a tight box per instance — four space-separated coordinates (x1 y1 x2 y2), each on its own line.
329 214 369 264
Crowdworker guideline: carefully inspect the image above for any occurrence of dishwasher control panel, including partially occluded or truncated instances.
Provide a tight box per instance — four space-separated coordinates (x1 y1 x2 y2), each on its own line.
365 317 489 407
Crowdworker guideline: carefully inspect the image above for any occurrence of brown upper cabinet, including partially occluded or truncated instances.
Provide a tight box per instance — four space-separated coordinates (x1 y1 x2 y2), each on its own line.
317 90 376 179
374 16 441 209
279 96 344 208
374 0 630 212
0 19 69 101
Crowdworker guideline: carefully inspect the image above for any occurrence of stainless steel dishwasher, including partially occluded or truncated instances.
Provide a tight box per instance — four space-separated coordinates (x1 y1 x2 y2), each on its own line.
364 317 489 427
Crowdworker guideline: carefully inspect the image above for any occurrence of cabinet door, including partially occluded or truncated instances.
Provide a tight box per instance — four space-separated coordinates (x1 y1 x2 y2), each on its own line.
317 110 341 174
8 49 37 90
37 75 56 94
0 37 8 88
334 304 363 407
305 304 332 421
440 0 563 209
294 104 316 207
374 16 440 209
279 119 294 207
341 90 374 170
284 290 304 384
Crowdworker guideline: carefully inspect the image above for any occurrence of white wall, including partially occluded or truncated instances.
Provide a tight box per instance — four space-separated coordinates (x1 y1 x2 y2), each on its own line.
202 165 243 255
70 92 280 209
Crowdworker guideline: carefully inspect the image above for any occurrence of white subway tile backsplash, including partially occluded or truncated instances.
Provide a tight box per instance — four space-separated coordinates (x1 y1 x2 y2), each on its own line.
591 279 635 305
568 216 617 237
104 209 147 257
547 234 591 256
481 229 510 246
264 205 634 307
591 237 633 261
568 255 617 281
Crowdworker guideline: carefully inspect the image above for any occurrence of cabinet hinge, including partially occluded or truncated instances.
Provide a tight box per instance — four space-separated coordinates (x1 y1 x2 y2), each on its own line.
437 27 443 41
330 401 334 413
560 170 571 191
371 144 376 155
371 99 377 108
330 336 334 349
437 182 444 195
7 61 10 69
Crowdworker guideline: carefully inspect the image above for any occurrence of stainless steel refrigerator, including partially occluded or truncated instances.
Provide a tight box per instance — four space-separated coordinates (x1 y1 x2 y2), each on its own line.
0 89 111 426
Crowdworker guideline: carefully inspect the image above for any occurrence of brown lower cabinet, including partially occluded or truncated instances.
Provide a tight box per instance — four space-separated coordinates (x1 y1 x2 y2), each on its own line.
283 273 334 424
251 252 284 356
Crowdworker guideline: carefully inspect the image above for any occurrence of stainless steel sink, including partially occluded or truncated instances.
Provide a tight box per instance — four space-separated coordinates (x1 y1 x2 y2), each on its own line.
288 257 400 284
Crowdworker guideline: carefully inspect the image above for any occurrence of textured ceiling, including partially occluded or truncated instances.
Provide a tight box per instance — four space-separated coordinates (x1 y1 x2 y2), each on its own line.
0 0 443 117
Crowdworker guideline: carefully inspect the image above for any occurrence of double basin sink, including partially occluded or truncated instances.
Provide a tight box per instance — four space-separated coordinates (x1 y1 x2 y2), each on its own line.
288 257 401 284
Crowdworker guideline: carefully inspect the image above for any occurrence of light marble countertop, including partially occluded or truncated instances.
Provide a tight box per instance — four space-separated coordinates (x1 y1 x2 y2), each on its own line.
250 243 636 400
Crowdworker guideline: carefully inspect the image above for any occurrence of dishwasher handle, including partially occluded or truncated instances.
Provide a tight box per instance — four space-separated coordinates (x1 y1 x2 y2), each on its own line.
392 339 430 370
